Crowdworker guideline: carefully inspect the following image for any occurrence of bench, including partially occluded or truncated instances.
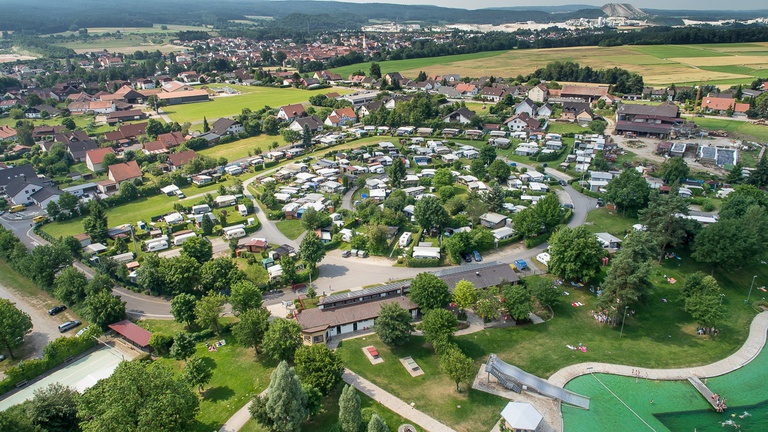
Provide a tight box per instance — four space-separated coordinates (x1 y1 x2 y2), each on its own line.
15 380 28 388
366 347 379 357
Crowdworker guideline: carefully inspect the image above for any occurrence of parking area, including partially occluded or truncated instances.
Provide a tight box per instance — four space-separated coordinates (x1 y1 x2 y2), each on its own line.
0 343 139 411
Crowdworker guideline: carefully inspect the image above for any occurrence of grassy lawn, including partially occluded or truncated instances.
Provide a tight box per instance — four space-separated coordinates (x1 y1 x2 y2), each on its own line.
241 389 423 432
276 219 305 240
139 319 273 432
692 117 768 143
198 135 288 161
329 51 506 79
583 208 637 236
165 87 354 124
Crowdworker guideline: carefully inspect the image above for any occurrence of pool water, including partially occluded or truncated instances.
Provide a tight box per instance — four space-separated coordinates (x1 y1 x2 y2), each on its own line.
562 344 768 431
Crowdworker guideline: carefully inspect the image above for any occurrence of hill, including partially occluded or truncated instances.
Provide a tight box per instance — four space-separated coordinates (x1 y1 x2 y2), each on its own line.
601 3 647 18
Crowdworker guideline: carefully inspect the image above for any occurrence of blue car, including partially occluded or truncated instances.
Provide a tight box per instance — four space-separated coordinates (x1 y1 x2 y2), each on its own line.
472 251 482 262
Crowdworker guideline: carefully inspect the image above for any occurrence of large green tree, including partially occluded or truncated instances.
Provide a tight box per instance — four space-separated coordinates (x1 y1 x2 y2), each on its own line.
232 307 271 352
693 204 767 271
183 356 214 393
0 299 31 359
682 273 725 326
413 195 448 231
439 346 475 392
367 413 389 432
596 232 657 312
136 253 165 295
501 284 532 321
250 361 308 432
374 302 413 346
262 318 302 362
53 267 88 305
535 193 563 231
433 168 454 189
195 292 226 334
487 159 511 183
230 279 263 314
27 383 80 432
388 157 406 188
170 332 196 362
639 188 692 263
548 226 604 282
604 168 651 217
77 361 199 432
161 255 201 295
659 157 689 184
421 308 458 344
338 384 362 432
299 232 326 271
513 207 543 238
84 291 126 330
170 293 198 327
484 184 505 213
181 236 213 264
452 280 477 312
479 145 497 166
83 200 108 244
408 273 451 311
200 258 243 293
294 344 344 396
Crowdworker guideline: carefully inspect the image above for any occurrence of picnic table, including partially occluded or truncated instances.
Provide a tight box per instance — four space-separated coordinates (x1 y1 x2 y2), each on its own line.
405 358 420 371
367 346 379 357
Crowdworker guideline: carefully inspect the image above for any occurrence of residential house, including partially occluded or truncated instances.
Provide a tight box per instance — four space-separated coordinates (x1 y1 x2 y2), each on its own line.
702 97 750 115
85 147 115 172
561 102 592 122
5 176 46 205
480 212 508 229
289 116 323 133
384 72 403 86
0 125 16 141
102 109 146 125
210 118 244 137
455 82 478 97
103 122 147 145
24 104 58 119
560 85 609 103
442 107 476 124
0 164 37 194
514 98 537 116
528 84 549 103
107 160 142 185
57 132 99 162
324 107 357 127
536 104 553 119
505 113 541 132
277 103 307 122
167 150 198 171
480 86 506 102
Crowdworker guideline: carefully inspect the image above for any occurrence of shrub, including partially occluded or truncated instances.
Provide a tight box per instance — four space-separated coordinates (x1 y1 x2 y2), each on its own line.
524 232 551 249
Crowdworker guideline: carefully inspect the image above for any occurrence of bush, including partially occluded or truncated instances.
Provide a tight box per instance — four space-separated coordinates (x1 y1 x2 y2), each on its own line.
524 232 551 249
149 333 174 355
268 211 285 220
406 257 444 267
189 329 215 342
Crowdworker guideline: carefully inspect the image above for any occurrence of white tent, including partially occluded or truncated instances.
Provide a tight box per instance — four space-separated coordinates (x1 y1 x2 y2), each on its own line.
500 402 543 432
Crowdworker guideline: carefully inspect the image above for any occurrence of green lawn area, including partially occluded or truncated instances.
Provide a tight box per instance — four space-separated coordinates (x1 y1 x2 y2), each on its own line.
139 319 273 432
692 117 768 143
583 208 637 236
547 122 591 136
241 388 422 432
276 219 305 240
198 135 289 161
165 87 354 124
329 51 506 79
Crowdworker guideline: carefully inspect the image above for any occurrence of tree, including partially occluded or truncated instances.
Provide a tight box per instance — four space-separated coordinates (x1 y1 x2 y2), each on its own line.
86 272 113 296
513 207 543 238
408 273 451 311
597 232 657 311
299 232 326 271
184 356 213 393
170 332 196 362
338 384 362 432
230 280 263 314
250 361 307 432
171 293 198 327
388 156 406 188
302 124 312 147
487 159 511 183
659 157 689 184
604 168 651 217
294 344 344 396
439 346 475 392
470 158 487 178
367 413 389 432
374 302 413 346
529 278 559 308
726 162 744 185
182 236 213 263
61 117 76 130
479 145 497 166
444 231 474 263
421 308 458 344
433 168 454 189
370 62 381 79
548 227 604 282
639 189 691 263
27 383 80 432
501 284 532 321
280 254 299 285
262 318 302 362
233 307 271 352
200 258 243 292
77 361 199 432
0 408 36 432
83 199 108 243
748 153 768 187
301 208 331 230
453 280 477 311
58 192 79 214
84 291 126 330
414 196 448 231
484 184 505 213
203 116 210 132
201 213 214 235
53 267 88 305
682 274 724 326
263 116 279 135
101 152 117 168
195 292 226 334
46 200 61 219
534 193 562 231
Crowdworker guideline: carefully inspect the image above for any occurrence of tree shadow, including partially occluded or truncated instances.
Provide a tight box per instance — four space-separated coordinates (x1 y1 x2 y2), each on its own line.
202 385 235 402
200 356 217 370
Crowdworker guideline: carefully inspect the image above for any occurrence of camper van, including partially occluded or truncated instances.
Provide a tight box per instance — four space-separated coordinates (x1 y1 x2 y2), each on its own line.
399 232 412 248
173 232 197 246
146 240 169 252
192 204 211 215
112 252 135 264
223 228 246 240
236 204 248 217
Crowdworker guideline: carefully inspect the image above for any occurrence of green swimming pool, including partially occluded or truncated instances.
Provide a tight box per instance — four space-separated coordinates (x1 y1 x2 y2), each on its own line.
562 344 768 431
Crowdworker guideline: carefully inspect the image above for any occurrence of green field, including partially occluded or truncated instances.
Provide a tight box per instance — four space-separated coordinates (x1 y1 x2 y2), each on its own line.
165 87 353 124
330 43 768 87
692 117 768 142
275 219 305 240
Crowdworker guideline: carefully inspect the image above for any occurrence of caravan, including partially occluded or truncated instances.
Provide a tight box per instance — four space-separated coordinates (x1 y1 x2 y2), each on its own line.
399 232 412 248
173 232 197 246
223 224 247 240
146 239 169 252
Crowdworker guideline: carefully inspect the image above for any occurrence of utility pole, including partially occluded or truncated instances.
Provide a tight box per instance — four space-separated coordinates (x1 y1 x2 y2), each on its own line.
619 306 629 338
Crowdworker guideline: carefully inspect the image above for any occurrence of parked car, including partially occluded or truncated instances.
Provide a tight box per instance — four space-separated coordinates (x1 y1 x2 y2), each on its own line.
48 305 67 316
357 250 368 258
460 252 472 263
472 251 482 262
597 197 604 207
561 203 574 209
514 259 529 271
58 320 81 333
559 180 567 186
341 250 352 258
76 326 90 337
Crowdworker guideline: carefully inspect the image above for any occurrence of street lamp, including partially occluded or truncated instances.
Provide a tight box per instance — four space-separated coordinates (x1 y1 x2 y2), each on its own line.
746 275 757 305
619 306 629 338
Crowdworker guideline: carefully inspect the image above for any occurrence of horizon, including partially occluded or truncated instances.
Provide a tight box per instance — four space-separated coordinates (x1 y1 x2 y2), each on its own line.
313 0 768 11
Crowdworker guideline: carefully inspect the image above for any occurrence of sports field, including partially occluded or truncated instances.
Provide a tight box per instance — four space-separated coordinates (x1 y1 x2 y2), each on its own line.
330 43 768 87
165 87 354 124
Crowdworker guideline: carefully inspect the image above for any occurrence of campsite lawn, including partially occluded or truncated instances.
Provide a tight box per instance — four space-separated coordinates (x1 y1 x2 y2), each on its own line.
275 219 305 240
198 135 288 161
582 208 637 236
165 87 354 124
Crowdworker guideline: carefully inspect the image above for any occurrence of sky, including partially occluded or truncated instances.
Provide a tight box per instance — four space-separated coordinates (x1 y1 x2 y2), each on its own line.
349 0 768 11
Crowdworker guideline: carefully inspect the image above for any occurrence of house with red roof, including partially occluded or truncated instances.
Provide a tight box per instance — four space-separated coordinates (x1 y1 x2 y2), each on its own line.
702 97 750 115
85 147 115 172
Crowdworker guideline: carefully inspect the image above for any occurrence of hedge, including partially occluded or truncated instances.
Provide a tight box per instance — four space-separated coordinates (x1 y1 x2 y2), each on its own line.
524 232 551 249
0 334 97 395
406 257 444 268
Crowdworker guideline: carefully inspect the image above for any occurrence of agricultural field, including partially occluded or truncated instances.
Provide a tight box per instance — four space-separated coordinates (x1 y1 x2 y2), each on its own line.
692 117 768 143
53 35 186 54
164 87 354 124
330 43 768 87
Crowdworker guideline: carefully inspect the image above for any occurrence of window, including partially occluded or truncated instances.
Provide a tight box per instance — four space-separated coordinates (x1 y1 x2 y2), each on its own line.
313 335 324 344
